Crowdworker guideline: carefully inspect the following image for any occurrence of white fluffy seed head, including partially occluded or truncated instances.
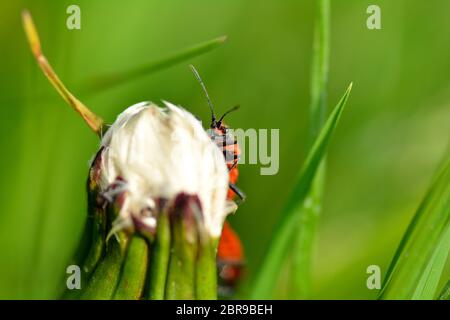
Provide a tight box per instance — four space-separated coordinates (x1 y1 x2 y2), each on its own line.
98 101 234 237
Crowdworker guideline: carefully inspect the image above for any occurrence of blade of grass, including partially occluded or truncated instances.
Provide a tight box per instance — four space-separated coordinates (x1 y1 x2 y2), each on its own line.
309 0 330 142
412 224 450 299
289 0 330 298
84 36 227 94
438 280 450 300
249 83 352 299
22 10 104 135
379 153 450 299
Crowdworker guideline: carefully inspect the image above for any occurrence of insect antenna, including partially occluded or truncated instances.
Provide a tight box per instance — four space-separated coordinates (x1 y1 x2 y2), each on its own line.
189 65 217 125
21 10 104 136
218 105 240 125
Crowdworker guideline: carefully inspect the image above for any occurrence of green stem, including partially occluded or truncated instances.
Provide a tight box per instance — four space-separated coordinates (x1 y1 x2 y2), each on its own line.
147 211 171 300
113 235 149 300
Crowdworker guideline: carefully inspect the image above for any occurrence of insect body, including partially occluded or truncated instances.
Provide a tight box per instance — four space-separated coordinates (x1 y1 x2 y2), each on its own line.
208 117 245 296
190 65 245 295
189 65 245 201
208 110 244 201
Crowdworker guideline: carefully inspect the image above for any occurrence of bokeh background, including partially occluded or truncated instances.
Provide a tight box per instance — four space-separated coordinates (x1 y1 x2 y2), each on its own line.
0 0 449 299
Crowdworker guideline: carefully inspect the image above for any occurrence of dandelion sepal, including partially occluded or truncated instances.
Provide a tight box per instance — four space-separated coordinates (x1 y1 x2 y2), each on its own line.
147 209 171 300
165 194 200 299
113 235 149 300
81 234 128 300
196 235 218 300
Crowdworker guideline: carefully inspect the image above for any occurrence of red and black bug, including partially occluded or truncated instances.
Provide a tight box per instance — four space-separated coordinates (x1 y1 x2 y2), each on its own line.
190 65 245 295
190 65 245 202
208 106 244 201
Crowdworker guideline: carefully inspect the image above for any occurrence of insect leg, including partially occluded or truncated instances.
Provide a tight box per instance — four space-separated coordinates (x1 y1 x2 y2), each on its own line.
228 159 239 171
229 183 246 203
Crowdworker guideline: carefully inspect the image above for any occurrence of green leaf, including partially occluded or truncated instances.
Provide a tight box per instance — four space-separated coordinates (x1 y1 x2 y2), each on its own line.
379 153 450 300
308 0 330 143
412 224 450 299
438 281 450 300
84 36 227 93
249 83 352 299
289 0 330 298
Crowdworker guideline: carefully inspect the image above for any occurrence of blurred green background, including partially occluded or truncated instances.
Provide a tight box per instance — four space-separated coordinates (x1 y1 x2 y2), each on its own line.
0 0 449 299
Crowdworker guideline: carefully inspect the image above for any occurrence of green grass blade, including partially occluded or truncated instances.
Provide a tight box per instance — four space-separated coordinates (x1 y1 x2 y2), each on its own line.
85 36 227 93
249 83 352 299
438 281 450 300
290 164 325 298
379 154 450 300
289 0 330 298
412 224 450 299
308 0 330 143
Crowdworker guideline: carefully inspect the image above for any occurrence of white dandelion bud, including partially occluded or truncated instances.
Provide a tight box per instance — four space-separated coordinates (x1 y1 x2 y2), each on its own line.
98 101 235 238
